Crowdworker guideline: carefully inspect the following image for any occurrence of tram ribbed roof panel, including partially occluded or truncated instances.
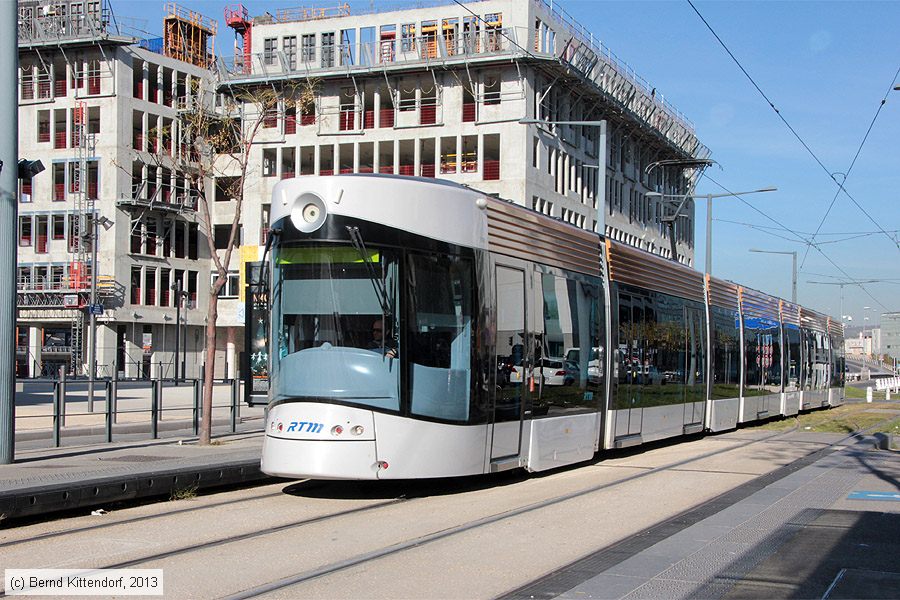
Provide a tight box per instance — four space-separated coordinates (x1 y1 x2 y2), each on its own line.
781 300 801 326
739 286 781 321
800 307 829 332
605 240 705 303
706 275 739 311
827 317 844 339
486 199 602 277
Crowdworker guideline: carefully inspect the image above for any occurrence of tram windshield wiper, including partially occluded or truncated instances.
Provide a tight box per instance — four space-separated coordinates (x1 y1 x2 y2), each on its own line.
346 226 392 317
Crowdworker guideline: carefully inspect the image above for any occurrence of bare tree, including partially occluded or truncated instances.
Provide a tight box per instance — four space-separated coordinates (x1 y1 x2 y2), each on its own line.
181 79 316 444
121 78 316 444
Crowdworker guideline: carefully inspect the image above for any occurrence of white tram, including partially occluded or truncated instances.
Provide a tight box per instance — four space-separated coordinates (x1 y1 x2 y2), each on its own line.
258 175 844 480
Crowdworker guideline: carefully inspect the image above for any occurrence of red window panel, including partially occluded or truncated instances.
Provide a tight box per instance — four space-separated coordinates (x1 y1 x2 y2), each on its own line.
281 170 295 179
420 105 436 125
133 81 143 99
38 80 51 99
146 288 156 306
21 83 34 100
134 133 144 151
161 289 171 307
420 164 435 178
285 114 297 134
263 112 277 128
379 109 394 128
462 102 476 122
131 286 141 304
319 169 333 176
54 79 67 97
260 228 270 245
54 184 65 201
88 182 98 200
38 122 51 143
397 164 414 176
88 77 100 95
338 167 354 174
54 131 67 149
483 160 501 181
363 110 375 129
36 234 48 253
378 165 394 174
300 113 316 126
358 166 374 173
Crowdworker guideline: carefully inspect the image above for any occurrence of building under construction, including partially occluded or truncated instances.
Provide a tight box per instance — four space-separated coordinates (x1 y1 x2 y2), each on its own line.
16 0 216 379
16 0 709 380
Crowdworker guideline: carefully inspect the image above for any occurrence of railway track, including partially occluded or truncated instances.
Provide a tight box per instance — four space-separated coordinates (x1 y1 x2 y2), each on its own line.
3 416 890 599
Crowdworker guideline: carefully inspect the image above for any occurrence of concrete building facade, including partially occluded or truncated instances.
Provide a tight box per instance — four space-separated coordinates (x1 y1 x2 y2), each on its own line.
16 0 214 379
16 0 708 379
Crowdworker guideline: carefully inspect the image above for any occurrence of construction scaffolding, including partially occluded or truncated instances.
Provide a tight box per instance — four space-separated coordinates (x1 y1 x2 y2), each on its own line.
163 2 217 68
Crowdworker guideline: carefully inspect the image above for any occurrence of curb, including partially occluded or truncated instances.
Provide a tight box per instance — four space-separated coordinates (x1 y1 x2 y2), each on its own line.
0 459 273 523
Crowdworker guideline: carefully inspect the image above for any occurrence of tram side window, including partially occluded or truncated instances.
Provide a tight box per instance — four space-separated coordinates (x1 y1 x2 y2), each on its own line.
407 252 474 422
615 288 693 410
534 273 602 414
710 306 740 400
830 336 844 387
784 324 801 392
743 317 782 396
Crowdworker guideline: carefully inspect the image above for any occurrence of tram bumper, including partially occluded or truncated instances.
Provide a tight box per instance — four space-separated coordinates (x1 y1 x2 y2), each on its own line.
261 435 379 480
261 402 380 480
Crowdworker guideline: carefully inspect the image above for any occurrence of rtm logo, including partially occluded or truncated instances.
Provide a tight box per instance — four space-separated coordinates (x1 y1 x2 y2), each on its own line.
287 421 324 434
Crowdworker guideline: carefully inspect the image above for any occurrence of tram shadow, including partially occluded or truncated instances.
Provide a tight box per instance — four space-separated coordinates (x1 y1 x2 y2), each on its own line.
281 468 533 500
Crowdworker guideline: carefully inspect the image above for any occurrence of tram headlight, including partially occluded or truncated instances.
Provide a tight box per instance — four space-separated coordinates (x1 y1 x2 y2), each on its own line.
290 192 327 233
351 425 364 436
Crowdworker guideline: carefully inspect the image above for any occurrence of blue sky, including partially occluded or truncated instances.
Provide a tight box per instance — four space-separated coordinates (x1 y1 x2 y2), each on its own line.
116 0 899 325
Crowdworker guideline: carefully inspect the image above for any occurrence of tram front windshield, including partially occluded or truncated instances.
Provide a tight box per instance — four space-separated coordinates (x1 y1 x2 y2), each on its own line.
272 244 401 410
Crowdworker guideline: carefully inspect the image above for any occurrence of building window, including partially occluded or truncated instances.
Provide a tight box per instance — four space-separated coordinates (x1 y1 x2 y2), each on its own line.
262 148 277 177
211 271 240 298
283 36 297 70
321 32 335 68
18 216 32 246
401 24 416 52
301 34 315 63
52 215 65 240
263 38 277 65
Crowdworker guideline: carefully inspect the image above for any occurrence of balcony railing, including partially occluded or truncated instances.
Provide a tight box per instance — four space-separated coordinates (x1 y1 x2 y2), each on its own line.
219 28 519 82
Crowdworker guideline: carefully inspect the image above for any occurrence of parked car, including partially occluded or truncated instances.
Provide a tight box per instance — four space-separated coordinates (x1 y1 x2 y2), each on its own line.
535 358 572 386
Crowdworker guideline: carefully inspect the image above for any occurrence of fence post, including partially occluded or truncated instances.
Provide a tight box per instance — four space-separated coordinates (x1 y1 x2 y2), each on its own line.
192 378 200 436
230 377 239 433
53 381 61 448
150 379 159 439
104 379 113 443
58 366 67 428
110 378 118 424
866 386 873 403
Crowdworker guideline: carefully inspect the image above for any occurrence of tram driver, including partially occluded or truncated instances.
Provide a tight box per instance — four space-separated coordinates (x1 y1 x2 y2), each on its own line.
368 318 398 359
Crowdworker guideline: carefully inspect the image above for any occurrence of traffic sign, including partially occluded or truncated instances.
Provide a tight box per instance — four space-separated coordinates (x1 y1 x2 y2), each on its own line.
87 304 104 316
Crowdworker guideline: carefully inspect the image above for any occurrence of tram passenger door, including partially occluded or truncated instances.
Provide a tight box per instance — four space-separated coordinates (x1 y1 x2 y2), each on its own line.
491 266 526 462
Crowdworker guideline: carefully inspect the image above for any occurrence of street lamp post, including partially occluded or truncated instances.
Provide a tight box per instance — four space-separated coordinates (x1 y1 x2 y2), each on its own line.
86 215 112 412
519 118 607 235
648 187 777 276
749 249 797 304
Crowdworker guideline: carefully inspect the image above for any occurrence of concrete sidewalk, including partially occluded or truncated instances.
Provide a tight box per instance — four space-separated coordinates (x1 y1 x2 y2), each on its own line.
0 432 271 522
506 437 900 600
